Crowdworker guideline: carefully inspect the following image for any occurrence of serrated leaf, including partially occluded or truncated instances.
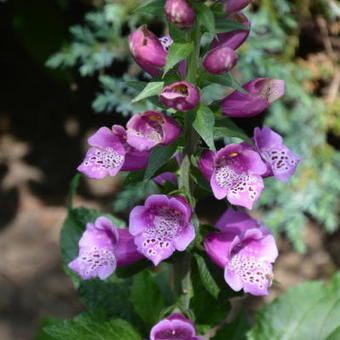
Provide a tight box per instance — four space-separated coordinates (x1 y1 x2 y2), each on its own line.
214 118 253 144
248 273 340 340
192 2 215 34
204 72 246 93
193 104 215 151
132 81 164 103
164 42 194 75
193 253 220 299
44 311 141 340
130 270 166 327
215 17 250 33
134 0 166 15
144 140 181 180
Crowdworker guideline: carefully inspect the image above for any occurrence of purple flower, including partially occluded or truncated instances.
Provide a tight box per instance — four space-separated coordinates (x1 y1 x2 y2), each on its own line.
160 81 200 112
165 0 196 28
129 195 195 265
212 12 251 51
78 125 149 178
204 209 278 296
203 46 238 75
68 217 143 280
220 78 285 118
150 313 203 340
221 0 251 13
153 172 177 186
254 126 301 181
126 111 181 151
159 35 173 52
198 144 267 209
129 26 168 76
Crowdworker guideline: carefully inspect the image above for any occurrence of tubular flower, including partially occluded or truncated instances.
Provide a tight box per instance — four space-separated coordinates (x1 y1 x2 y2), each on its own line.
203 45 238 75
77 125 149 178
198 144 267 209
220 78 285 118
129 26 168 76
204 209 278 296
254 126 301 181
68 217 143 280
129 195 195 266
150 313 203 340
153 172 177 186
221 0 251 13
165 0 196 28
160 81 200 112
126 111 181 151
212 12 251 51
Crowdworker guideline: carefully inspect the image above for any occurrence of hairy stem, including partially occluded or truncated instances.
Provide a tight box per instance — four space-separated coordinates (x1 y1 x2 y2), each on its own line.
174 23 201 311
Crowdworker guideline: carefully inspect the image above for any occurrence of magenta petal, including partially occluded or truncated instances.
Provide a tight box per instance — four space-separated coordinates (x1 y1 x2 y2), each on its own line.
222 0 251 13
198 151 215 180
153 172 177 186
165 0 196 28
203 46 238 75
212 12 251 51
88 127 123 150
173 223 195 251
204 232 235 268
115 229 144 266
150 317 196 340
224 267 243 291
241 149 267 175
121 147 149 171
129 206 147 236
211 170 229 199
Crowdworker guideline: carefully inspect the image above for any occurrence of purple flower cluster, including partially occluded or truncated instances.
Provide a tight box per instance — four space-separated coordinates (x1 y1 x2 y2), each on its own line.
204 208 278 296
78 111 181 179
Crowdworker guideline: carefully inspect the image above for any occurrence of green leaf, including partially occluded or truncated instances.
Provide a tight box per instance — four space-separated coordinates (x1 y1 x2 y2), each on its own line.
167 21 187 43
213 308 249 340
34 317 60 340
204 72 246 93
130 270 166 327
164 42 194 75
248 272 340 340
193 253 220 298
134 0 166 15
123 169 145 186
215 17 250 33
44 311 141 340
144 141 180 180
201 84 228 105
193 104 216 151
214 118 253 144
132 81 164 103
192 2 215 34
67 173 82 210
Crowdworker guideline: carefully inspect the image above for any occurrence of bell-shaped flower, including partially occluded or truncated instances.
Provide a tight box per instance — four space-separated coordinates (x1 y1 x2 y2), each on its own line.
254 126 301 181
160 81 200 112
150 313 203 340
204 209 278 296
129 195 195 266
203 45 238 75
220 78 285 118
212 12 251 51
129 26 168 76
198 143 267 209
77 125 149 179
126 111 181 151
165 0 196 28
220 0 251 13
68 217 144 280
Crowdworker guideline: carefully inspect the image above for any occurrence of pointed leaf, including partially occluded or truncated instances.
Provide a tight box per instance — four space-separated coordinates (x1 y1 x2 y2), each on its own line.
192 2 215 34
193 103 216 151
132 81 164 103
215 17 250 33
134 0 166 15
214 118 253 144
164 42 194 75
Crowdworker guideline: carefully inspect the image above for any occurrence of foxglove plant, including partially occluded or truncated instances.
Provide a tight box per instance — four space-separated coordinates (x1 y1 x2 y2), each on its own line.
57 1 302 339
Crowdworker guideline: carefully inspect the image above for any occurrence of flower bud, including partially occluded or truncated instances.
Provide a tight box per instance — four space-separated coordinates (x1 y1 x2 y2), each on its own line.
126 111 181 151
129 26 167 76
212 12 251 51
221 0 251 13
220 78 285 117
165 0 196 28
203 46 238 75
160 81 200 112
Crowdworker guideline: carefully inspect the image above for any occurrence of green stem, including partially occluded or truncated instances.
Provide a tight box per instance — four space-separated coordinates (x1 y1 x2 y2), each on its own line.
174 23 201 311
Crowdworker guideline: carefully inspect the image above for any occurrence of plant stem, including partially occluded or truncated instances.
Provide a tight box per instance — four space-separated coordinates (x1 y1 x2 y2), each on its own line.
174 23 201 311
